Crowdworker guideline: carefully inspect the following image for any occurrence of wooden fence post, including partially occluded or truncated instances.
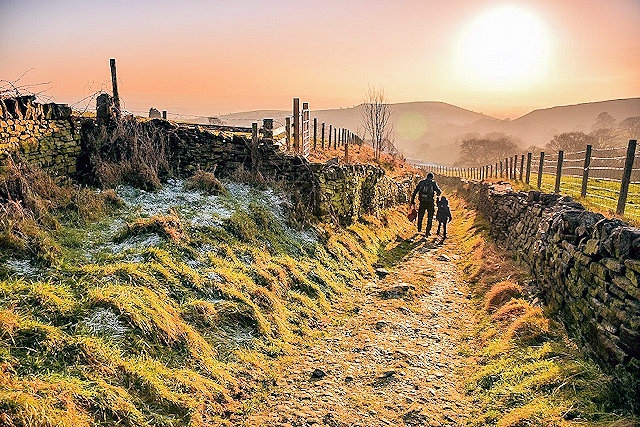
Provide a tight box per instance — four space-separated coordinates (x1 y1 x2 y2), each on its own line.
313 117 317 150
344 133 349 163
616 140 637 215
251 122 259 170
581 144 592 198
513 155 518 180
499 160 503 178
328 124 332 148
508 157 512 180
321 123 325 149
519 155 525 181
162 110 167 120
262 118 273 144
538 152 544 189
293 98 300 153
109 58 121 117
555 150 564 193
285 116 291 151
525 153 532 184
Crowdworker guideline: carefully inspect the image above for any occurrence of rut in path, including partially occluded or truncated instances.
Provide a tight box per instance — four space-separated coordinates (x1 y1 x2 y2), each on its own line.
245 234 476 427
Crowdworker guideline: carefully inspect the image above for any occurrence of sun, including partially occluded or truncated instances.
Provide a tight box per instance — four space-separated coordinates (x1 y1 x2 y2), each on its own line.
454 6 551 90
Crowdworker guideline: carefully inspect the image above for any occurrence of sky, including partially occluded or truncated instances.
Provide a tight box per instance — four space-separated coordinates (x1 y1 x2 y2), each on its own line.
1 0 639 120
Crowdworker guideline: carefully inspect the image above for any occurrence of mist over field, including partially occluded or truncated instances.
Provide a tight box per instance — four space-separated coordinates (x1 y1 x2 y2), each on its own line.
212 97 640 164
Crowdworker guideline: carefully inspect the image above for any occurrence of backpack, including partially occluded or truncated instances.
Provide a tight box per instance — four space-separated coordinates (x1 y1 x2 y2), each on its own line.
419 180 435 201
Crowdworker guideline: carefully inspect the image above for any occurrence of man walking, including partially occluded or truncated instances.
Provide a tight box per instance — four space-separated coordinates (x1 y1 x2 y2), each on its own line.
410 172 442 237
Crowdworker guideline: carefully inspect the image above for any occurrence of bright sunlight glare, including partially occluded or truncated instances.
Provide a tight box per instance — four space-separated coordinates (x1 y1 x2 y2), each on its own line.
454 6 551 91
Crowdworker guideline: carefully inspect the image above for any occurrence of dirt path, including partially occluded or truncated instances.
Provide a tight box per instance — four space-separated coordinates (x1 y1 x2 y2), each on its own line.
244 234 476 427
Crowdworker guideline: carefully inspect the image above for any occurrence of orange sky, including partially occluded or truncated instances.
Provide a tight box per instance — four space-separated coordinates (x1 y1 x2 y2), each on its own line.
1 0 639 119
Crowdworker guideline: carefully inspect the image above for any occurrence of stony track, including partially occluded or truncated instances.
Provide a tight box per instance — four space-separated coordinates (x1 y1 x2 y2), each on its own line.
245 234 476 427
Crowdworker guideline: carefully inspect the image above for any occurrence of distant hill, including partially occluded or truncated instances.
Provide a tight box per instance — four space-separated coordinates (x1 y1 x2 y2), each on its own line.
213 98 640 165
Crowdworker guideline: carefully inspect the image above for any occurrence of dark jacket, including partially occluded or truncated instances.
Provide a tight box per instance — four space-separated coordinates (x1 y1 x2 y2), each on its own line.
411 178 442 205
436 198 452 223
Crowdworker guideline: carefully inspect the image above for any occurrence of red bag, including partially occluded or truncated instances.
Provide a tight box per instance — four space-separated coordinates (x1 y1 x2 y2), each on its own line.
407 207 417 222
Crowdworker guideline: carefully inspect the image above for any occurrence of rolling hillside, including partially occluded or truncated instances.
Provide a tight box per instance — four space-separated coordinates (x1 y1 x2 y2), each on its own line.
213 98 640 165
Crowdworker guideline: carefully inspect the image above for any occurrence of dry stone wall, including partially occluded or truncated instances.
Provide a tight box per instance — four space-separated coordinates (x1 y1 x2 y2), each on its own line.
0 99 409 226
439 175 640 377
0 96 81 176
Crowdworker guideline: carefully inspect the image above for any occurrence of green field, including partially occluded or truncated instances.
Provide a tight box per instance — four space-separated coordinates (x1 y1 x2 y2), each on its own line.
526 172 640 225
439 168 640 225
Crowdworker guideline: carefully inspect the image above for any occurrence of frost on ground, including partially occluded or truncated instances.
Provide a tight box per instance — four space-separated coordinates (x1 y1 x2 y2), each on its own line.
30 178 317 265
82 307 129 339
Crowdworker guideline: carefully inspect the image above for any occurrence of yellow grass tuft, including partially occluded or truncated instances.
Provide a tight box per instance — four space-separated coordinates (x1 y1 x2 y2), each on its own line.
504 307 550 344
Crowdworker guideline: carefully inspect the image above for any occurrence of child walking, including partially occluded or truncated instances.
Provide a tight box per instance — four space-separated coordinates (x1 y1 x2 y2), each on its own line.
436 196 452 238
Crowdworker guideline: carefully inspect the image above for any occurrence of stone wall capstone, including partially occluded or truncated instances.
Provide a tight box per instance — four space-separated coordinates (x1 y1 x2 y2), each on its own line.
439 175 640 379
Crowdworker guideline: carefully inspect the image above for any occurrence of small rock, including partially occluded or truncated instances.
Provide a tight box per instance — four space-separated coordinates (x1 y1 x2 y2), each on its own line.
398 306 411 314
344 376 354 383
380 370 396 379
379 284 415 299
311 368 326 379
437 254 450 262
375 267 390 278
375 320 389 330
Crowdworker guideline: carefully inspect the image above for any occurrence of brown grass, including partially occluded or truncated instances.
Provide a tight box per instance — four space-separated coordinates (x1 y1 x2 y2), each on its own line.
0 157 122 262
115 209 186 242
484 281 522 313
184 170 228 196
85 117 170 190
491 298 531 323
306 143 419 179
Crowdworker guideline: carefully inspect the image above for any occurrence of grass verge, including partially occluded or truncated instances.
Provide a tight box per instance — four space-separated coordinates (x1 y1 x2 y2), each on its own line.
449 195 640 426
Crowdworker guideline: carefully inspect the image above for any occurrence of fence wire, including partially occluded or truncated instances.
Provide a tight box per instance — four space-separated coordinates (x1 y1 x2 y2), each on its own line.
428 142 639 222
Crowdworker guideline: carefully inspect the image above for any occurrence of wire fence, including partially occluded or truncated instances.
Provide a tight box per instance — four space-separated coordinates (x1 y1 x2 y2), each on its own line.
424 140 640 221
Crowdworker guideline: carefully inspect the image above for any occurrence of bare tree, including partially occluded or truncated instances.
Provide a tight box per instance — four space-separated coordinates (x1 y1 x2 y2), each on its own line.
456 134 519 166
546 132 596 152
362 86 393 159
